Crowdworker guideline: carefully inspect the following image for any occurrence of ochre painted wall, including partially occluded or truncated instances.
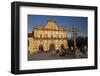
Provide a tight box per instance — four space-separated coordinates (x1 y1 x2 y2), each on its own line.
28 20 68 54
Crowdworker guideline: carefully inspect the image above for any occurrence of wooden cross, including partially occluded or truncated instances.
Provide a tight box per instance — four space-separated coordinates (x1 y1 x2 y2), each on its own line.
72 25 78 48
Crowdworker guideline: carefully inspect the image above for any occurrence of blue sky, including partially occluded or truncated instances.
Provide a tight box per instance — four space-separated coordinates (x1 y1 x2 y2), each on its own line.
28 15 88 38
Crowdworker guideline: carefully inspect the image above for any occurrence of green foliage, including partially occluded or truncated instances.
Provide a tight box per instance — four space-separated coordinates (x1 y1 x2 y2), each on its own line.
68 36 88 48
76 36 88 47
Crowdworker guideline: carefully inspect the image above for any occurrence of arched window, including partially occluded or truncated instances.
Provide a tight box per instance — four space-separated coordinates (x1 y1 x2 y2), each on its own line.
61 44 65 49
51 35 53 38
40 34 42 38
45 34 48 38
57 34 59 38
39 44 44 51
51 33 54 38
61 35 63 38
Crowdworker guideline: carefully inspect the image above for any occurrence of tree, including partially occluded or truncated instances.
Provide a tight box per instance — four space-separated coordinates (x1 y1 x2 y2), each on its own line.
76 36 88 48
68 39 73 48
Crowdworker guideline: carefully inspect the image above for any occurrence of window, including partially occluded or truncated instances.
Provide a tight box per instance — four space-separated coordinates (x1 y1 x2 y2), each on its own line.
57 34 59 38
51 35 53 38
40 34 42 38
45 34 48 38
28 40 29 47
51 33 53 38
61 35 63 38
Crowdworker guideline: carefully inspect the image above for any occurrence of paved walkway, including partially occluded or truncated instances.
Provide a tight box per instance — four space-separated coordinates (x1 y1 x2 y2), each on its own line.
28 49 87 61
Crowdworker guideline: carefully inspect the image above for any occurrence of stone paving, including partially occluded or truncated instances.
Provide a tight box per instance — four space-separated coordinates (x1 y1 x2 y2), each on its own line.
28 49 87 61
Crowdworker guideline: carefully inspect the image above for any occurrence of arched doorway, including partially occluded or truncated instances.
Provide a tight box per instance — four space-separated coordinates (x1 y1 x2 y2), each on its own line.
49 43 55 51
39 44 44 51
61 44 65 49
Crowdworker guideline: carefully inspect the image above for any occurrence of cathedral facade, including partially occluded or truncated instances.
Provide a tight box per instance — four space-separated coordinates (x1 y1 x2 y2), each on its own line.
28 20 68 54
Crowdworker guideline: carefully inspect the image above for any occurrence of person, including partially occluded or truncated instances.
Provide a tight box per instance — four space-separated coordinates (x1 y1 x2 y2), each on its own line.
59 49 66 56
70 46 73 51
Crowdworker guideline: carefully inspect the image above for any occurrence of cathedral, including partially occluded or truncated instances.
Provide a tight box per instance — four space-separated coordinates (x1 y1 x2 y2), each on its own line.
28 19 68 54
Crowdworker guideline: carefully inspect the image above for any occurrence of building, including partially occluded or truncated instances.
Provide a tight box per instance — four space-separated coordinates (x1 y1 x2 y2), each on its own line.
28 19 68 54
